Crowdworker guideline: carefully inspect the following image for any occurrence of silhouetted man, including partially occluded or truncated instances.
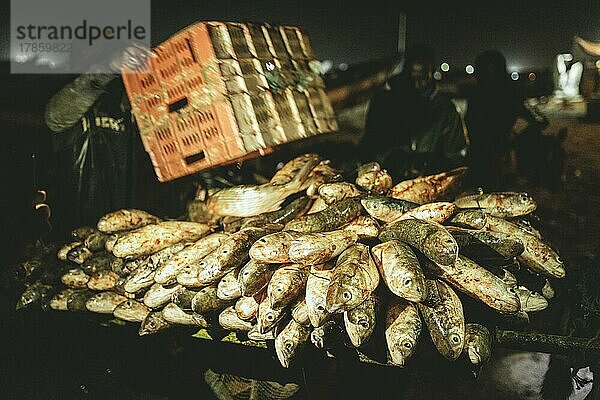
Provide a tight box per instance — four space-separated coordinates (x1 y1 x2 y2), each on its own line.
363 44 468 179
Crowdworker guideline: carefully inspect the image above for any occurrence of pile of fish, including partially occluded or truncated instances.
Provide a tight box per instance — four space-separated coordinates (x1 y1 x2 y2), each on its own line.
16 154 563 370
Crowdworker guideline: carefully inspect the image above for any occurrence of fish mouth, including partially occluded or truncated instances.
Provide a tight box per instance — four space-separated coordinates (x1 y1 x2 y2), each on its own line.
467 348 482 365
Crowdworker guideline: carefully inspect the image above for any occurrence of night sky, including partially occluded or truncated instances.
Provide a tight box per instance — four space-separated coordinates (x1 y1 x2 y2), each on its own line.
1 0 599 70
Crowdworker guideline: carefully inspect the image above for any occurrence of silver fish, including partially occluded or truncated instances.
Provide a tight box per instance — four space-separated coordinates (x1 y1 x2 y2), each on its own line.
268 264 309 310
371 240 427 303
464 323 492 366
306 266 333 327
143 283 182 309
61 268 90 289
218 306 253 331
514 286 548 312
318 182 362 205
154 233 228 284
85 292 128 314
486 216 564 278
344 294 378 347
275 319 311 368
97 209 161 233
87 271 120 291
393 202 458 224
249 231 305 264
238 260 277 297
385 298 422 367
191 285 232 315
208 154 321 217
326 244 379 313
195 227 277 285
342 216 381 239
139 311 171 336
291 299 311 327
454 192 537 217
50 288 76 311
235 296 261 321
112 221 211 259
426 256 521 314
217 269 242 300
417 280 465 360
287 230 358 265
113 299 150 322
162 302 209 326
257 296 287 334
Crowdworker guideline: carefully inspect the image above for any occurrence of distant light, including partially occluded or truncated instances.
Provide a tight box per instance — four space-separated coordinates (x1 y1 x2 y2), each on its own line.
440 62 450 72
511 71 519 81
320 60 333 74
465 65 474 74
339 63 348 71
528 72 536 81
563 53 573 62
433 71 442 80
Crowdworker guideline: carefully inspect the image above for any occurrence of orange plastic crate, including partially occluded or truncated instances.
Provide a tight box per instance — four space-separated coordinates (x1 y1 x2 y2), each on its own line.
122 21 336 182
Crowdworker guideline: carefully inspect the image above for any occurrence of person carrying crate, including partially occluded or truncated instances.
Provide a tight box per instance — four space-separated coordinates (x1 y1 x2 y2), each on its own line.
44 46 194 235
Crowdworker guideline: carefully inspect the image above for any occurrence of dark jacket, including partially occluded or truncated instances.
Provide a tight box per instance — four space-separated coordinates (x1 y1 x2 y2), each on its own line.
363 73 468 178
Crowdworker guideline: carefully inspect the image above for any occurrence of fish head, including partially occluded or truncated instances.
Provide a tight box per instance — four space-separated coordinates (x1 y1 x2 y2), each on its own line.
511 193 537 215
308 299 329 327
139 312 170 336
443 326 465 360
514 286 549 312
85 292 108 311
424 230 458 267
16 286 40 309
257 299 282 334
347 314 374 347
325 278 364 313
249 235 289 262
465 327 491 365
396 269 428 303
276 339 295 368
388 330 419 367
360 196 394 220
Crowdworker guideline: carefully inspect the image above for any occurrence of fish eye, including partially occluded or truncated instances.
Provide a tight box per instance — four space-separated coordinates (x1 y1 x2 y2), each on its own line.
507 287 515 294
359 321 369 329
343 291 352 301
451 335 461 344
148 321 155 328
316 305 325 311
285 342 293 351
403 341 412 349
266 314 274 321
519 194 529 202
404 278 412 286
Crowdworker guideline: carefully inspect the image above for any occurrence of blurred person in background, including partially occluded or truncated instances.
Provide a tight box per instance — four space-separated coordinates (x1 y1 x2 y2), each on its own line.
466 50 548 190
362 44 468 179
